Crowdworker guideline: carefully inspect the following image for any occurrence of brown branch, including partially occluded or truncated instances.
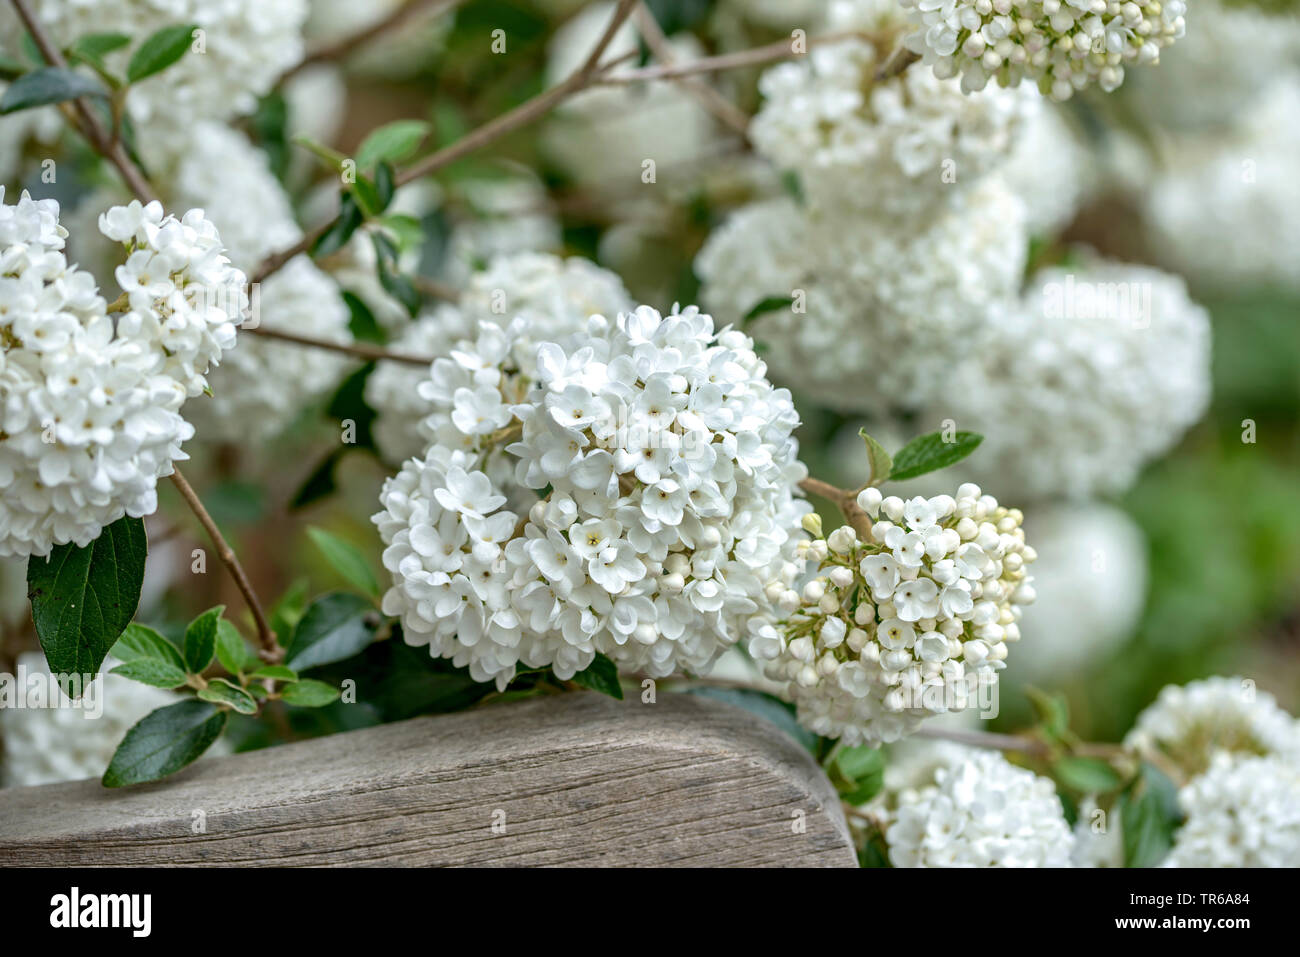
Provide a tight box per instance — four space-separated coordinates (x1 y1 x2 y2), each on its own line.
597 31 868 85
8 0 159 204
249 0 641 286
798 477 873 540
632 2 751 137
248 325 435 366
282 0 465 80
874 45 920 82
169 468 279 661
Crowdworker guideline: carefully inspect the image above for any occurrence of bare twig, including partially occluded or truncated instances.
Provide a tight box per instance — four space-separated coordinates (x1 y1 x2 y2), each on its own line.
282 0 464 80
169 468 279 661
799 477 873 540
8 0 159 204
874 44 920 82
633 2 751 137
250 325 436 366
597 31 868 85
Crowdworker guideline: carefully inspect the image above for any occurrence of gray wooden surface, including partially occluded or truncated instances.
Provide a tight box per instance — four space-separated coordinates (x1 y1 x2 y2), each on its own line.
0 693 855 866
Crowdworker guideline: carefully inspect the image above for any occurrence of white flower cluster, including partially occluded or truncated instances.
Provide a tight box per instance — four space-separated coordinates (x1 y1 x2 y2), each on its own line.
374 304 810 689
366 252 634 464
1163 753 1300 867
1 0 306 136
1125 676 1300 778
0 653 182 787
697 178 1028 413
923 260 1211 501
899 0 1186 101
1 190 243 556
750 12 1037 218
885 748 1075 866
1011 503 1146 681
749 484 1035 745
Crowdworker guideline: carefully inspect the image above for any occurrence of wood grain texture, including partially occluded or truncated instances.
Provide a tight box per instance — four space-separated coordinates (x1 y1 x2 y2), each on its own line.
0 693 855 867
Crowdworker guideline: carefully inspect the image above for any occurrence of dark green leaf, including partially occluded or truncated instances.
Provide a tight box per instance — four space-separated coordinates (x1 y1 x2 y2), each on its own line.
343 290 384 344
859 428 893 485
836 743 885 781
1120 762 1182 867
742 295 793 325
269 578 309 646
183 605 224 673
889 430 984 482
285 592 378 671
280 678 340 708
377 262 420 317
215 619 257 675
1055 756 1123 794
570 652 623 699
102 700 226 787
111 623 185 670
198 677 258 715
374 161 395 210
110 658 188 689
306 526 380 597
1 66 106 114
311 191 363 259
686 686 819 755
355 119 430 171
325 360 377 450
126 23 197 83
249 90 289 182
26 516 146 685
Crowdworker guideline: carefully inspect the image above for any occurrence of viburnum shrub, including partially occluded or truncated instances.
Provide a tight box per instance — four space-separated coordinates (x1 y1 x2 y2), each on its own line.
1 0 1296 870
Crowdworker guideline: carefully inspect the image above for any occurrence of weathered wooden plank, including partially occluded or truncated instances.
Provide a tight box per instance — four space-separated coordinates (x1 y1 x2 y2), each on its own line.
0 692 855 866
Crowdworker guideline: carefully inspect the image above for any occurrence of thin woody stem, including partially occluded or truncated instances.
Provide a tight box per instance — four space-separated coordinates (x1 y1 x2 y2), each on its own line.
169 468 279 661
8 0 159 205
799 476 873 540
597 31 870 85
249 325 436 366
282 0 464 79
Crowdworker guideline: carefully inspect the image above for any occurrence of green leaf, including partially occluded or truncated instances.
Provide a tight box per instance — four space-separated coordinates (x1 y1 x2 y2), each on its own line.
292 133 349 173
1026 686 1070 740
343 290 384 344
285 592 378 671
111 623 184 671
1119 762 1182 867
290 448 345 509
742 295 793 326
570 652 623 699
198 677 259 715
269 578 310 646
280 678 340 708
888 430 984 482
377 213 423 255
0 66 106 114
836 743 885 781
1054 756 1123 794
858 428 893 486
26 516 146 686
249 665 298 682
377 260 420 317
355 119 430 171
110 658 188 689
312 191 363 258
125 23 197 83
0 53 26 82
374 161 395 211
67 32 131 69
182 605 224 674
306 527 380 597
215 619 257 675
686 686 819 755
102 700 226 787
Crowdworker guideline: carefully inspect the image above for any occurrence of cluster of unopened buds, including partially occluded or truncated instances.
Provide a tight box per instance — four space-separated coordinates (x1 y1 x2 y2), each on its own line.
749 484 1036 745
900 0 1186 100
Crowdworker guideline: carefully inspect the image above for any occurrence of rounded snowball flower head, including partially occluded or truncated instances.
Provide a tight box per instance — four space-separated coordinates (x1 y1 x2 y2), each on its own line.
1 190 241 556
0 0 307 136
899 0 1186 101
1011 503 1146 681
749 484 1036 745
366 253 633 465
1124 676 1300 778
885 749 1075 866
696 177 1028 414
373 304 811 689
750 16 1037 218
0 653 184 787
1163 753 1300 868
925 260 1211 501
